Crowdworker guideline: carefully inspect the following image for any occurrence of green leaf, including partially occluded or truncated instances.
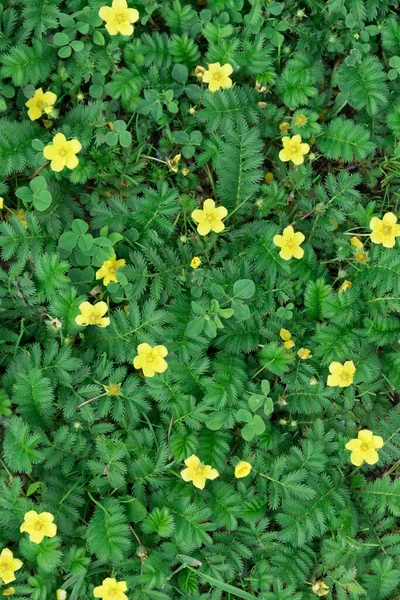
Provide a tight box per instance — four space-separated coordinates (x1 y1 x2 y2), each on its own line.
172 63 189 84
236 409 252 423
231 300 251 321
72 219 89 234
233 279 255 299
248 394 264 412
59 231 78 251
241 423 255 441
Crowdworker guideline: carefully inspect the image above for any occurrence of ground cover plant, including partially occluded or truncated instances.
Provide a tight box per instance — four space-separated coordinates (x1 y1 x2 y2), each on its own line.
1 0 400 598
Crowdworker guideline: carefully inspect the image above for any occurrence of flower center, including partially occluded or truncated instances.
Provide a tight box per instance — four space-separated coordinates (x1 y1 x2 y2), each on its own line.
115 11 125 22
206 212 215 222
382 225 392 235
58 146 68 157
90 315 102 325
37 100 46 109
0 559 11 570
213 72 221 81
360 442 370 451
340 372 351 383
194 464 205 475
33 519 45 531
295 114 307 126
285 238 295 248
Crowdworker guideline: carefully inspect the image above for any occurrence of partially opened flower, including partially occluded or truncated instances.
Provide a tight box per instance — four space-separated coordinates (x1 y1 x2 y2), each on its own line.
370 212 400 248
20 511 57 544
25 88 57 121
191 199 228 236
279 134 310 165
43 133 81 172
0 549 23 584
273 226 305 260
203 63 233 92
280 328 295 349
75 302 110 328
133 343 168 377
312 581 329 597
345 429 384 466
96 255 125 286
93 577 128 600
327 361 356 388
99 0 139 36
56 591 68 600
350 236 363 250
234 461 252 478
338 280 352 294
297 348 311 359
191 257 201 269
180 455 219 489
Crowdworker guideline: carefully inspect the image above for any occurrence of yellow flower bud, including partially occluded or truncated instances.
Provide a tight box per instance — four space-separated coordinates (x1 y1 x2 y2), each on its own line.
56 591 68 600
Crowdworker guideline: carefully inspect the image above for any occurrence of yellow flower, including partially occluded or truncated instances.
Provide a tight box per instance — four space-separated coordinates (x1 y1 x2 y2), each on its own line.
96 255 125 286
355 250 368 263
16 209 28 229
133 343 168 377
25 88 57 121
20 511 57 544
104 383 121 396
258 101 267 108
273 225 305 260
345 429 384 466
0 197 4 209
338 280 352 294
0 549 22 585
312 581 330 597
43 133 82 172
93 577 128 600
181 167 190 176
234 461 252 478
264 172 274 183
191 257 201 269
202 63 233 92
168 154 181 173
280 328 295 350
56 591 68 600
327 361 356 388
180 455 219 489
297 348 311 359
370 212 400 248
350 236 363 249
75 302 110 328
3 587 16 596
279 122 290 135
279 135 310 165
99 0 139 36
191 199 228 236
293 113 308 127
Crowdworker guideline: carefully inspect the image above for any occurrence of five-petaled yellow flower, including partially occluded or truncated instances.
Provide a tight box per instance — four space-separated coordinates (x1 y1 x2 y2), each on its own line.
203 63 233 92
345 429 384 466
234 461 252 479
191 257 201 269
338 280 352 294
280 328 295 349
43 133 82 172
370 212 400 248
180 455 219 489
297 348 312 360
96 255 125 286
327 361 356 388
312 581 330 597
75 302 110 328
273 225 305 260
20 511 57 544
56 591 68 600
0 549 22 585
99 0 139 36
279 134 310 165
192 199 228 236
94 577 128 600
25 88 57 121
133 343 168 377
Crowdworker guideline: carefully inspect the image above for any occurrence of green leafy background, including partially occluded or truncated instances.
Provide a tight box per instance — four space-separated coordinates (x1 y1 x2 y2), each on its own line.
0 0 400 599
